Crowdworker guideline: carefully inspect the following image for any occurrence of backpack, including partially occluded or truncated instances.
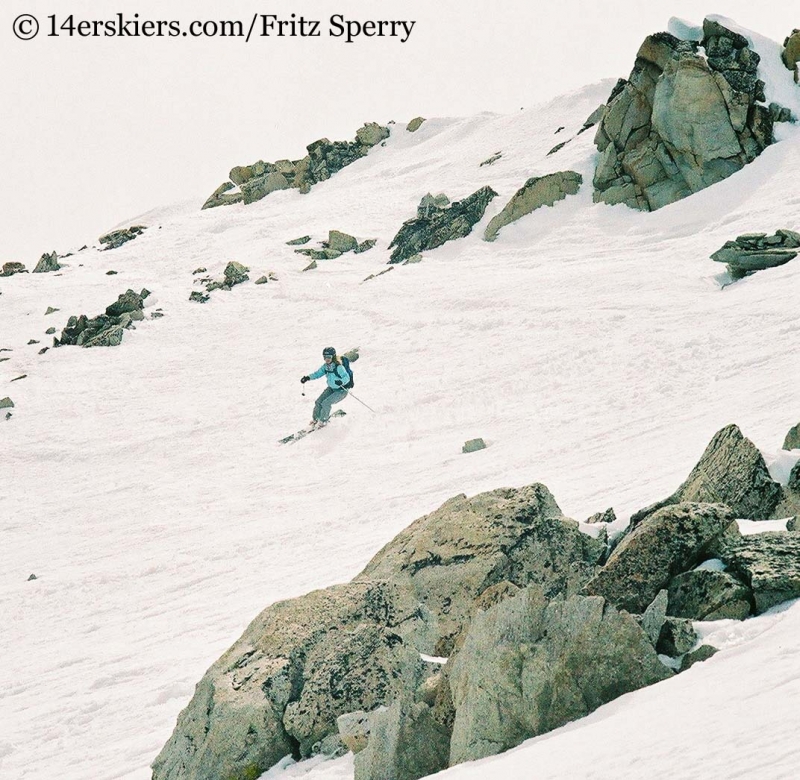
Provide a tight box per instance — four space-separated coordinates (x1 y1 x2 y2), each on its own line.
341 356 355 389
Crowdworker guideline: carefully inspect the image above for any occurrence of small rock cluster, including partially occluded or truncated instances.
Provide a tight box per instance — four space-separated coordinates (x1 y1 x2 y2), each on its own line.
484 170 582 241
99 225 146 250
153 420 800 780
202 123 390 209
388 187 498 263
711 229 800 279
55 288 151 348
294 230 377 263
191 261 252 302
593 19 792 211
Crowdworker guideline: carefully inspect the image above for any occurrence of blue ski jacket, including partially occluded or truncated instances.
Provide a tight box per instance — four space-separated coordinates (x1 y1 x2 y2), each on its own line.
308 362 350 389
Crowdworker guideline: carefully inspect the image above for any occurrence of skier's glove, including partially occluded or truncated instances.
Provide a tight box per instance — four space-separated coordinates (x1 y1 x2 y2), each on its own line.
334 380 342 386
300 376 310 384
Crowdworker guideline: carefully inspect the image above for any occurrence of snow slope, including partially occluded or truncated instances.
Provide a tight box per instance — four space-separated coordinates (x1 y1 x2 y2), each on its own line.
1 24 800 780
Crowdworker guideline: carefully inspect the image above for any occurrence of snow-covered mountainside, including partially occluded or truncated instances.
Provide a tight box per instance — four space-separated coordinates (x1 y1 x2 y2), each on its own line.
2 17 800 780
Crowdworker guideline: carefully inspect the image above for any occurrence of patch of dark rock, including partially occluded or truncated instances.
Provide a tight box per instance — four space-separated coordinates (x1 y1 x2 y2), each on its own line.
286 236 311 246
38 347 48 355
28 574 37 581
479 152 502 167
27 340 39 345
657 616 697 656
680 644 718 671
11 375 27 382
106 270 118 275
45 307 59 315
189 291 209 303
388 186 497 263
99 225 146 250
0 397 13 409
363 267 394 282
406 117 426 132
192 267 207 275
462 439 486 453
547 140 569 155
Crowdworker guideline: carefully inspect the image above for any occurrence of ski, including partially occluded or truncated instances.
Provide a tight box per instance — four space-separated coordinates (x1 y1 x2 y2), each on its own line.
279 410 346 444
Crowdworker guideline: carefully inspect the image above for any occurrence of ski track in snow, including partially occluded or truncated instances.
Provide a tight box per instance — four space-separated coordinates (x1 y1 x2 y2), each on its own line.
1 40 800 780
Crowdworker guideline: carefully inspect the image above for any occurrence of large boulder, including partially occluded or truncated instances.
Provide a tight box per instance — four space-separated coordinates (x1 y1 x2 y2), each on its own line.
715 531 800 613
666 568 752 620
483 171 582 241
388 186 498 264
448 586 671 765
711 229 800 279
584 502 736 613
152 581 426 780
630 424 783 525
593 20 777 211
357 484 605 655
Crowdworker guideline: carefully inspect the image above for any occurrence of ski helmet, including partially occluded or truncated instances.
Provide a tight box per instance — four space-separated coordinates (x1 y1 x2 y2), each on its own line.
322 346 336 358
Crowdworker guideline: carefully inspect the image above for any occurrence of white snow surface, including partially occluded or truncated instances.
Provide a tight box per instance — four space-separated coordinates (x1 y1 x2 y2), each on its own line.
2 24 800 780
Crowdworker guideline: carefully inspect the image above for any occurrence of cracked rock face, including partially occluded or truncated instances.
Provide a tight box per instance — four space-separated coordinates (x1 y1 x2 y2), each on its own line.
593 20 779 211
357 484 605 655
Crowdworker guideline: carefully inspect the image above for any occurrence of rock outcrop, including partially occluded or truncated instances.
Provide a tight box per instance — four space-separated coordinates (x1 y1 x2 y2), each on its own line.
630 424 783 525
593 19 784 211
33 251 60 273
448 586 671 765
55 289 150 348
483 171 582 241
99 225 146 250
584 502 736 613
711 229 800 279
202 123 390 209
388 186 498 264
406 117 426 133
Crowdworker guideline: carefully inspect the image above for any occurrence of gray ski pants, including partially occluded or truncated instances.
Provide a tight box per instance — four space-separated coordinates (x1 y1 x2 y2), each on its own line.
313 387 348 422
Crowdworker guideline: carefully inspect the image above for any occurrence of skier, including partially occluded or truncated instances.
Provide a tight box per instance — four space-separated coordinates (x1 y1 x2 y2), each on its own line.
300 347 350 427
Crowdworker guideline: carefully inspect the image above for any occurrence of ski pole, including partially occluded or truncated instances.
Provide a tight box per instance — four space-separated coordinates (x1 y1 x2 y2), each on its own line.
345 390 378 414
